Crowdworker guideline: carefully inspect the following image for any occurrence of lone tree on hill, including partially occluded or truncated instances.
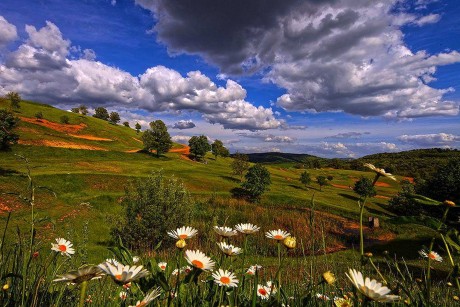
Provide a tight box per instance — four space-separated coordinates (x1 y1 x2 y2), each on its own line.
353 177 377 200
0 109 20 150
299 171 311 187
316 175 327 191
135 122 141 134
6 92 21 110
141 120 172 157
79 104 88 115
211 139 229 160
123 121 130 127
109 111 120 124
93 107 109 120
71 107 80 113
242 164 271 202
111 171 192 251
231 152 250 181
189 135 211 160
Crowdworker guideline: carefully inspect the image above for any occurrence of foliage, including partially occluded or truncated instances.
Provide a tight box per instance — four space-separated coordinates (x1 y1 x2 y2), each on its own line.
135 122 141 133
60 115 70 124
299 171 311 187
417 158 460 204
93 107 109 120
316 176 327 191
79 104 88 115
35 111 43 120
211 139 229 160
108 111 120 124
6 91 21 109
71 107 80 113
123 121 130 127
327 175 334 181
353 177 376 200
141 120 172 157
189 135 211 160
241 164 271 202
111 172 192 250
231 152 249 180
0 109 20 150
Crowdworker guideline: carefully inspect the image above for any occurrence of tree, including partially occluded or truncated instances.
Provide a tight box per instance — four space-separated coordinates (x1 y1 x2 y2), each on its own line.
135 122 141 134
141 120 172 157
211 139 228 160
60 115 69 124
123 121 130 127
6 92 21 110
35 112 43 120
71 107 80 113
79 104 88 115
299 171 311 187
231 152 250 181
316 176 327 191
111 172 192 251
109 112 120 124
353 177 376 200
189 135 211 160
0 109 19 150
93 107 109 120
242 164 271 202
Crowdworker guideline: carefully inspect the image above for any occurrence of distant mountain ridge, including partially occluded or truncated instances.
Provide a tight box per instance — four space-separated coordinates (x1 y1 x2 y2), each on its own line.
240 152 322 164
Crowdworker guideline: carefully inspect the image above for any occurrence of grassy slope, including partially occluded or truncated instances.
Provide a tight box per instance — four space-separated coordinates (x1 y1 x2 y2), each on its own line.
0 100 410 261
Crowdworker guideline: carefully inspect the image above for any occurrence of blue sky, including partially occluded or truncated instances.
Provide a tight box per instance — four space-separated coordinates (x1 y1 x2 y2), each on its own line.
0 0 459 157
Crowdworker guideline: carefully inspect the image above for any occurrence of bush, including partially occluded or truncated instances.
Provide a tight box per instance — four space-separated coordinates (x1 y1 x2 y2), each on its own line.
35 111 43 120
241 164 271 202
60 115 69 124
0 109 19 150
353 177 376 200
111 172 192 251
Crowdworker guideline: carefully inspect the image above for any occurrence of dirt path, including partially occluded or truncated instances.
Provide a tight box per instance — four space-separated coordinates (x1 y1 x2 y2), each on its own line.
68 134 113 141
18 140 107 151
20 117 86 134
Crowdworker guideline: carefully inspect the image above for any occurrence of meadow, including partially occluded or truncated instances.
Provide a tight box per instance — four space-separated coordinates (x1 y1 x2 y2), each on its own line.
0 100 459 306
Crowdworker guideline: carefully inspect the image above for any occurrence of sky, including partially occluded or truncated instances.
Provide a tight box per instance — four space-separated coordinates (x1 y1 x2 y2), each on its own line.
0 0 459 158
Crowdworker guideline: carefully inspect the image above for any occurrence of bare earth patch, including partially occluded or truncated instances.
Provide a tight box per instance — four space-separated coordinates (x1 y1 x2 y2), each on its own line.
375 195 390 200
69 134 113 141
331 183 352 189
20 117 86 134
374 181 390 187
18 140 107 151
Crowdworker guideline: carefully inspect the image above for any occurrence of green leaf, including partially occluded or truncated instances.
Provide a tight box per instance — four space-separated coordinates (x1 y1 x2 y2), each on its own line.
388 216 443 231
407 194 442 206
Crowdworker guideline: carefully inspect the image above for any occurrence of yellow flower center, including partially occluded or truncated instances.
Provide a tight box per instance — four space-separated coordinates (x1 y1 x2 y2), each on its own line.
192 260 204 269
160 265 166 270
179 234 188 239
58 244 67 252
274 235 283 240
429 253 436 259
115 274 122 280
220 276 230 284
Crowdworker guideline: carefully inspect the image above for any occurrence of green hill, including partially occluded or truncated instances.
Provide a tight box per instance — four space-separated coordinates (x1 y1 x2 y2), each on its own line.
243 152 322 164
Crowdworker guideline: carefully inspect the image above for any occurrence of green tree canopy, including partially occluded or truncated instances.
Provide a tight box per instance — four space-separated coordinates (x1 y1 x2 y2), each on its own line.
79 104 88 115
299 171 311 187
141 120 172 157
93 107 109 120
211 139 228 160
242 164 271 202
353 177 377 200
6 92 21 109
111 172 192 251
231 152 250 181
109 111 121 124
189 135 211 160
0 109 20 150
316 176 327 191
135 122 141 133
123 121 130 127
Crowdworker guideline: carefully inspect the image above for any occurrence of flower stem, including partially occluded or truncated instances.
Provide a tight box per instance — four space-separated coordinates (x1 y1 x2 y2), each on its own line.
78 281 88 307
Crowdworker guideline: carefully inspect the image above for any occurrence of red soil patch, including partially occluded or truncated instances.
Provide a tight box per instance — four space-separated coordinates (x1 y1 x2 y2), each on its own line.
132 137 142 143
125 149 140 153
403 177 414 183
18 139 107 151
374 181 390 187
169 144 190 155
331 183 352 189
20 117 86 134
375 195 390 200
69 134 113 141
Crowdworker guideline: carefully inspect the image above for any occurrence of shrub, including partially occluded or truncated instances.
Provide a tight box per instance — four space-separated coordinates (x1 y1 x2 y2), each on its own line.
353 177 376 200
60 115 69 124
35 111 43 120
241 164 271 202
0 109 19 150
111 172 192 251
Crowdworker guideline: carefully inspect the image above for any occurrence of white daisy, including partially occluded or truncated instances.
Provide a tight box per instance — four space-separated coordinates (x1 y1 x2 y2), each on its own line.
246 265 262 275
265 229 291 241
363 163 397 181
419 250 443 262
132 256 140 264
119 291 127 301
184 250 215 271
265 281 277 294
214 226 238 237
346 269 400 302
106 258 120 266
217 242 242 256
235 223 260 234
212 269 239 288
51 238 75 257
257 285 270 300
158 262 167 271
98 261 149 285
128 287 162 307
316 293 330 301
167 226 198 240
53 265 104 284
